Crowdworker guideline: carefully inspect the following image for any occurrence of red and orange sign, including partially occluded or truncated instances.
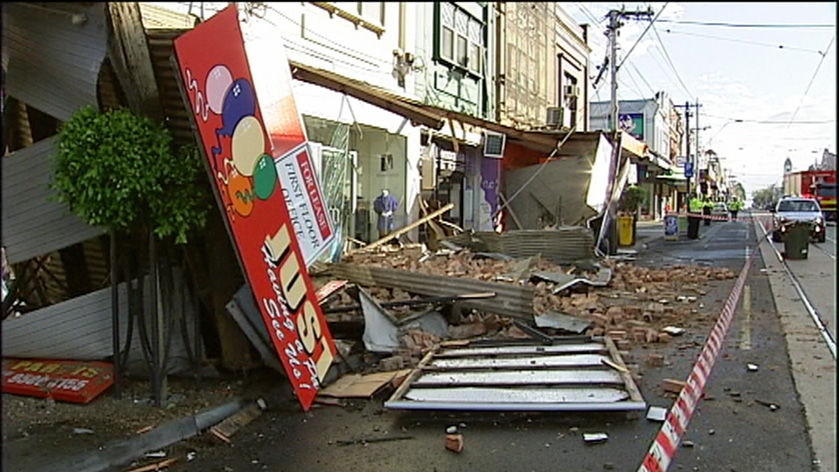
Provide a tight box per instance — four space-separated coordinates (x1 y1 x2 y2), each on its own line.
173 4 335 411
2 358 114 404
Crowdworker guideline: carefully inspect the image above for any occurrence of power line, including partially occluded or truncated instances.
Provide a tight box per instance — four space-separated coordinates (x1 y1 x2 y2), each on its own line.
661 28 826 55
655 19 835 29
619 66 648 98
701 113 836 124
625 62 657 96
786 36 836 128
651 23 693 98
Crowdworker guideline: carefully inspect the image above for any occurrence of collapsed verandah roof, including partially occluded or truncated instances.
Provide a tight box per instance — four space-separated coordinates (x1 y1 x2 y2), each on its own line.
289 60 649 159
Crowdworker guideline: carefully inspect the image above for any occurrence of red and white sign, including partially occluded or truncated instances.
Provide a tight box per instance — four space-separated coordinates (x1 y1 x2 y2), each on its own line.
173 4 336 411
243 32 335 266
2 358 114 404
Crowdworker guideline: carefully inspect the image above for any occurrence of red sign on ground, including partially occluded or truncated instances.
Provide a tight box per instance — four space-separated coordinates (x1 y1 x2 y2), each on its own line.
2 358 114 404
172 4 335 411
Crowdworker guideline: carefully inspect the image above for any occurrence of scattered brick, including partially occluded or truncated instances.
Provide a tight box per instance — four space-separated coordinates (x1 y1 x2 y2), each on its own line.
661 378 687 393
445 434 464 453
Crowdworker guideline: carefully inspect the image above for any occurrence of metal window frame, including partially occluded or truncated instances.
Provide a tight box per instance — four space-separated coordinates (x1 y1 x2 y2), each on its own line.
385 336 646 412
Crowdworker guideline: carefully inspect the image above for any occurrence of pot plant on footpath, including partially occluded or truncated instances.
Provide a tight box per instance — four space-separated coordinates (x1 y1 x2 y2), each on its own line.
617 184 646 246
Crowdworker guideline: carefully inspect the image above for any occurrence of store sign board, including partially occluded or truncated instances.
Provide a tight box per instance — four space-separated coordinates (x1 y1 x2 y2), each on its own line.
2 358 113 404
173 4 335 411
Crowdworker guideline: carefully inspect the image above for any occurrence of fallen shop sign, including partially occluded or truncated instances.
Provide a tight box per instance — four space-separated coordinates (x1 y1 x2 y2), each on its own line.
2 358 113 404
385 337 646 412
173 4 335 411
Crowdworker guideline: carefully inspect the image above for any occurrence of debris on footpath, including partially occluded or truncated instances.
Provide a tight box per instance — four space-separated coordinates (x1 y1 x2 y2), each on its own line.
336 435 415 446
209 398 268 443
125 457 178 472
660 378 686 394
646 406 668 422
445 433 465 453
582 432 609 444
754 399 780 411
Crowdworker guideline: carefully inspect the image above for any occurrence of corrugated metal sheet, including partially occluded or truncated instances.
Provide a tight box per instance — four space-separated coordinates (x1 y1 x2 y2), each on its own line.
138 3 198 29
327 263 535 319
1 137 107 265
1 275 200 375
3 2 109 121
445 227 596 264
145 28 196 148
385 337 646 412
505 156 598 229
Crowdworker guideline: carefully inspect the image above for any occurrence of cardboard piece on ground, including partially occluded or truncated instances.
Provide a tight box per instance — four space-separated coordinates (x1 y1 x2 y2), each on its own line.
318 369 412 398
1 358 113 404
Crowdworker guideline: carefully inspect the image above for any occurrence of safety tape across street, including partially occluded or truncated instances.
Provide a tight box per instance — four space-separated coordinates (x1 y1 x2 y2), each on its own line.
636 241 758 472
665 211 754 223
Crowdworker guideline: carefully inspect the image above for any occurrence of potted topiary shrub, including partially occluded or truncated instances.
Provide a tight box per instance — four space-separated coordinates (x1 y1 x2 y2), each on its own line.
51 105 212 406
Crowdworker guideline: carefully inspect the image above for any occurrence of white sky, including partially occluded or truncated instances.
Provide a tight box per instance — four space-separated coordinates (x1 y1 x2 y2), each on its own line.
568 2 837 197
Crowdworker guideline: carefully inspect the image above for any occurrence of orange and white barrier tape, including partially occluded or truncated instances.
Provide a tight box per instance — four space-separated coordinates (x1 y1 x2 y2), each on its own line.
636 244 758 471
666 211 753 223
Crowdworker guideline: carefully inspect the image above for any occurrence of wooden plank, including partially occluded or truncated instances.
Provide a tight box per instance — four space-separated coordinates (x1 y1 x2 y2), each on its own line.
107 2 164 120
352 203 454 252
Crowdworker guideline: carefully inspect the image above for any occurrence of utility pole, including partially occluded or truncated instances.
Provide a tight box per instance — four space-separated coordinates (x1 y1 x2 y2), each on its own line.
605 7 654 132
693 99 703 195
684 102 691 197
675 101 702 203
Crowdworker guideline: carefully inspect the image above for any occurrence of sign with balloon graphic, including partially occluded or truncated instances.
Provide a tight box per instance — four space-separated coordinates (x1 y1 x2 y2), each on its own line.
173 4 336 411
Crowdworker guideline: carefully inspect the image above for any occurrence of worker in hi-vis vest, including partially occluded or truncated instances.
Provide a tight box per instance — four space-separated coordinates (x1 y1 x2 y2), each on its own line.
702 196 714 226
687 195 704 240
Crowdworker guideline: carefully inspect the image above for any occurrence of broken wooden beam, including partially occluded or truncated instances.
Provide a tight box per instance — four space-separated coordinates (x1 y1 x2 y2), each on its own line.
350 203 454 252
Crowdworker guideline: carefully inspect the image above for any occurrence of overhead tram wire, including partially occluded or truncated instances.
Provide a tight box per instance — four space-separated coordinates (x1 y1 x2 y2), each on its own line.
651 23 693 98
786 36 835 128
660 29 826 55
701 113 835 125
654 19 835 29
623 63 655 97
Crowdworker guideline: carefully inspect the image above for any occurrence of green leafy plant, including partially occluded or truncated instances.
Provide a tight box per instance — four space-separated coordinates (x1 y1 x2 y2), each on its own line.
618 184 646 214
52 106 210 244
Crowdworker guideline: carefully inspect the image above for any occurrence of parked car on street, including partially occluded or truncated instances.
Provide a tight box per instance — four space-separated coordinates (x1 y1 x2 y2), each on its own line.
771 196 827 243
711 202 728 218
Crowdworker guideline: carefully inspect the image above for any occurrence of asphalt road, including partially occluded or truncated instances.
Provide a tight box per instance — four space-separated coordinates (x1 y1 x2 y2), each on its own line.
161 214 832 472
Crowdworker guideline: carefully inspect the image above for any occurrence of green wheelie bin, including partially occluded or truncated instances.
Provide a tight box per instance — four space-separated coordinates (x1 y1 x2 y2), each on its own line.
783 222 809 260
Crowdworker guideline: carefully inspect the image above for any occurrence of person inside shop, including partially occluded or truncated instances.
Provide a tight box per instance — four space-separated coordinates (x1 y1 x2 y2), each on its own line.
373 188 399 240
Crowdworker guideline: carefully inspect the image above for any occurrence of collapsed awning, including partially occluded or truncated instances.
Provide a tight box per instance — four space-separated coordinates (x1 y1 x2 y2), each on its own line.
289 61 447 130
288 61 569 153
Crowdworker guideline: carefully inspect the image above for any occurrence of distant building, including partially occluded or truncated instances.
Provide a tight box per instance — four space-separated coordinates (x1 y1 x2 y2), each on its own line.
818 148 836 170
589 92 674 163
